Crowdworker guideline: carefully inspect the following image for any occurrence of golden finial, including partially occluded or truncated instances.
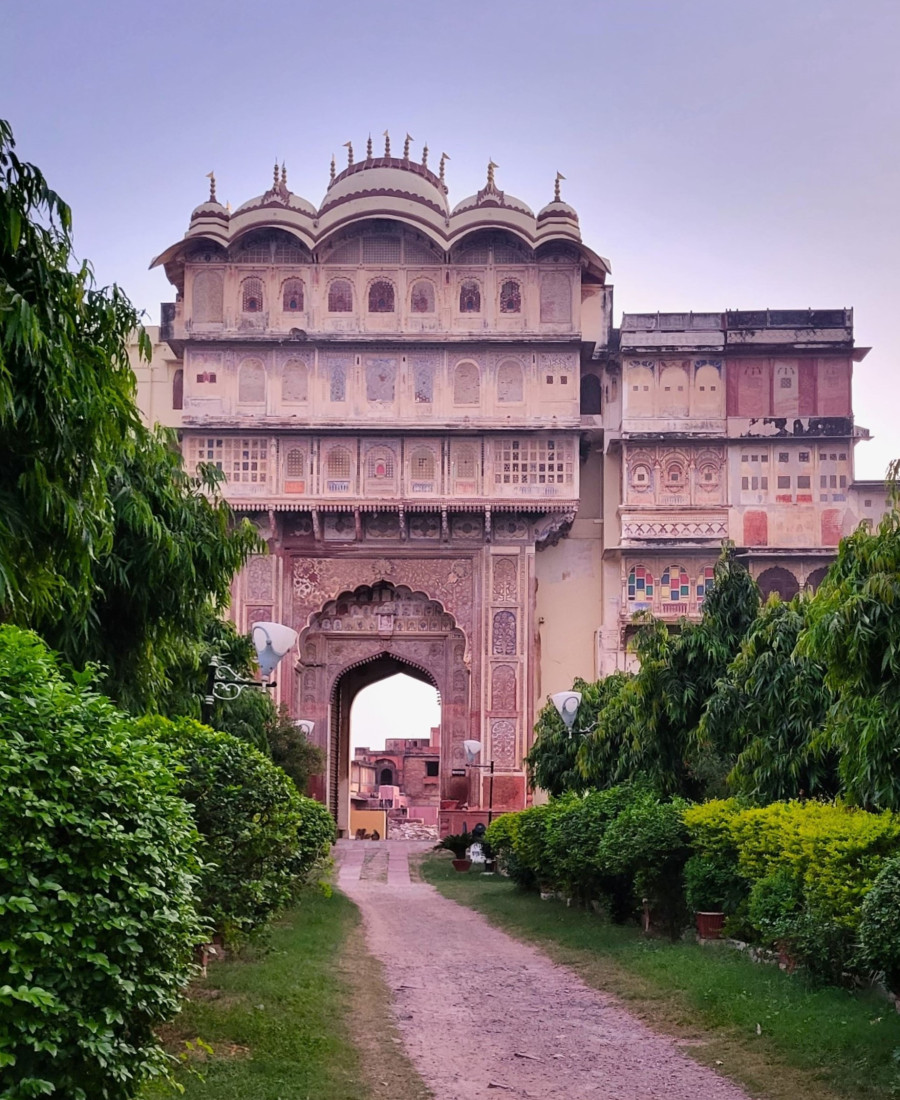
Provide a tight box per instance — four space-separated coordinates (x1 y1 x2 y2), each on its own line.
205 171 216 202
422 143 429 167
403 132 413 159
366 133 373 159
273 159 279 187
554 171 565 202
281 163 287 187
330 154 336 183
343 140 354 165
487 159 498 189
439 151 450 183
383 129 391 157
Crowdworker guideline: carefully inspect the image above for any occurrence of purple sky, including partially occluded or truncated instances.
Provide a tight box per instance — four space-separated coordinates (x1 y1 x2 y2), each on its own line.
4 0 897 483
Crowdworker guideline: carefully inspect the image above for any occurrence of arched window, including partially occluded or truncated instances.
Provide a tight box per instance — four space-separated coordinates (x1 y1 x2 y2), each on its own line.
664 460 685 491
497 360 523 403
282 278 304 312
241 277 264 313
282 360 309 403
659 363 689 416
757 566 800 602
459 280 481 313
172 368 183 411
325 447 352 488
499 279 521 314
192 270 224 323
697 566 716 603
410 280 435 313
328 279 353 313
630 462 652 493
238 358 265 404
410 448 435 482
627 566 654 602
368 280 395 313
367 449 394 479
580 374 601 414
379 767 394 787
660 565 691 602
285 448 305 479
453 361 480 404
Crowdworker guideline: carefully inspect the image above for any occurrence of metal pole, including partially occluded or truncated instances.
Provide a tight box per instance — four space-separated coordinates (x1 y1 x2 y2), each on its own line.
201 657 217 725
488 759 495 825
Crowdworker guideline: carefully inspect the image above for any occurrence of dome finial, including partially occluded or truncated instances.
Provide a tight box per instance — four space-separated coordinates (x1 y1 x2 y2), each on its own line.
330 154 336 184
422 142 429 167
343 140 354 166
403 132 413 159
487 159 498 190
366 133 373 160
281 163 287 187
205 171 216 202
383 129 391 157
439 151 450 185
273 159 279 188
554 171 565 202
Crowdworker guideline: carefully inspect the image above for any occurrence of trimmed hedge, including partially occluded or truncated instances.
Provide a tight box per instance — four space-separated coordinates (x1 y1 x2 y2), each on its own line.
490 792 900 985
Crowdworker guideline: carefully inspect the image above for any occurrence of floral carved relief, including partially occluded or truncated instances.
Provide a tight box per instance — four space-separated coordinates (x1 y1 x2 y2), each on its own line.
246 555 273 601
492 557 517 603
491 719 517 768
490 664 516 712
492 611 516 655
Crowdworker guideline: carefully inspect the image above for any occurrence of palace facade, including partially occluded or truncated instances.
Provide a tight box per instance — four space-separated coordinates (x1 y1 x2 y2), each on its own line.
138 138 880 832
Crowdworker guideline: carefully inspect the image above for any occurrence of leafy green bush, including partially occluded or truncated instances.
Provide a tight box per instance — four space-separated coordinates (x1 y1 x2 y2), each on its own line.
485 813 533 888
138 716 334 943
0 626 204 1099
858 855 900 994
683 855 746 914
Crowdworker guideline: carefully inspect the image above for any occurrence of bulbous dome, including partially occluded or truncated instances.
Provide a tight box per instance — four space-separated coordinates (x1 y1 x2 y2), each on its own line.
320 158 450 218
537 199 579 224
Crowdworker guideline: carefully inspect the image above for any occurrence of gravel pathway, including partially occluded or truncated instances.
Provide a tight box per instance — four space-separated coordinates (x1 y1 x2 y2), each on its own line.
337 839 752 1100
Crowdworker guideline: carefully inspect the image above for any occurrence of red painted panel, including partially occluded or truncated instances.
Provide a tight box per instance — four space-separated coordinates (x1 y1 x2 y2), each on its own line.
798 361 816 415
743 511 768 546
818 358 852 415
731 359 769 417
821 509 842 546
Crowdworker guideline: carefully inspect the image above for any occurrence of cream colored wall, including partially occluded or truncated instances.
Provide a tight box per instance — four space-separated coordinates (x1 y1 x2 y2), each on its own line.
131 326 182 429
535 445 604 698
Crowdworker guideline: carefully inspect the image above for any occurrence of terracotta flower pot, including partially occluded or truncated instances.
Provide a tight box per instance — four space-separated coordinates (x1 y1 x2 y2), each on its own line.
696 911 726 939
452 858 472 872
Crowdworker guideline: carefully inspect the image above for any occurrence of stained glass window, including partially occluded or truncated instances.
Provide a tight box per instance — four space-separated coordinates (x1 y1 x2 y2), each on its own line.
696 566 716 603
241 277 264 313
368 280 395 313
328 279 353 312
459 280 481 313
627 566 654 601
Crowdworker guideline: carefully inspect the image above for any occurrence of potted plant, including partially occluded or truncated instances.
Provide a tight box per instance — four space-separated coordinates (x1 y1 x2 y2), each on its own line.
684 854 745 939
436 832 474 871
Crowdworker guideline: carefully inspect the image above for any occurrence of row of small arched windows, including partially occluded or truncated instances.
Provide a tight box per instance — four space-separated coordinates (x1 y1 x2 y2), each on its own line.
238 276 524 315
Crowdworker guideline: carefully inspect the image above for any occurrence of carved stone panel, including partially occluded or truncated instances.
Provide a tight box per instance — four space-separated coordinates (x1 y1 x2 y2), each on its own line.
491 719 517 768
409 514 440 540
492 557 517 603
246 555 273 601
492 611 516 655
490 664 516 712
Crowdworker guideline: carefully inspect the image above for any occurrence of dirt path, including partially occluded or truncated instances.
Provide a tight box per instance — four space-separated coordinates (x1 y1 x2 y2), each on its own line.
337 840 753 1100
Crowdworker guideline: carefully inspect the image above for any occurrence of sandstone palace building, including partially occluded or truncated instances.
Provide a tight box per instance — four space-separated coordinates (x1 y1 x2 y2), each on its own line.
139 137 882 833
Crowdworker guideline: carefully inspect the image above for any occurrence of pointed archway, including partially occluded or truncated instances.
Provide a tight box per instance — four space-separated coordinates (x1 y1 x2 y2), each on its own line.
296 582 471 833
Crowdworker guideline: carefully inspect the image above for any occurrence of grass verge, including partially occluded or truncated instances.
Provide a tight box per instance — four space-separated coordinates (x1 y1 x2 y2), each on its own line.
143 888 430 1100
420 854 900 1100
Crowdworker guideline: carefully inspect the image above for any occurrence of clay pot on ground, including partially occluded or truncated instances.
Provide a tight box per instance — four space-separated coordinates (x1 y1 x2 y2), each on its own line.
695 911 726 939
452 858 472 872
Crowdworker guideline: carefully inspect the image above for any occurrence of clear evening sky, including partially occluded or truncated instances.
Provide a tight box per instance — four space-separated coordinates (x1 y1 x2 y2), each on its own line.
4 0 897 479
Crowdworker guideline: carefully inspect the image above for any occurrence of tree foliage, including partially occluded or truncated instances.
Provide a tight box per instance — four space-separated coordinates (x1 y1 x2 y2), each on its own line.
137 716 335 943
701 596 839 802
800 462 900 809
0 119 260 710
0 626 203 1100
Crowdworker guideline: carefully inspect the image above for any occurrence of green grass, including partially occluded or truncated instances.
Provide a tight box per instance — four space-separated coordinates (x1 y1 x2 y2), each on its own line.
142 890 383 1100
422 854 900 1100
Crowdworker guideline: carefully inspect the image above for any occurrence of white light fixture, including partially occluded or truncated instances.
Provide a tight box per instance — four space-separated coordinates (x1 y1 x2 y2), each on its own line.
295 719 315 738
463 739 483 765
551 691 582 730
252 621 298 678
